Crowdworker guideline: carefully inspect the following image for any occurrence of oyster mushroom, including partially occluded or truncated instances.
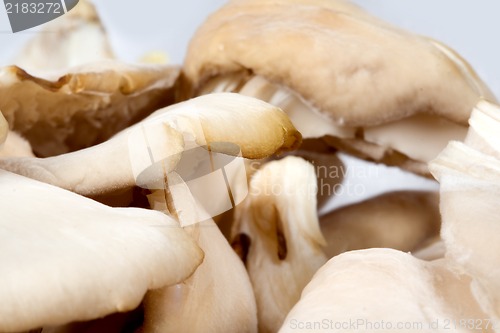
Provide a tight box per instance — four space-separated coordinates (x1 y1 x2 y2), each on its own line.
141 200 257 333
430 99 500 316
0 112 34 158
320 190 441 258
231 156 328 333
0 131 35 158
0 169 203 333
0 0 180 158
13 0 114 73
279 249 489 333
0 93 300 197
183 0 495 175
0 62 179 157
279 99 500 333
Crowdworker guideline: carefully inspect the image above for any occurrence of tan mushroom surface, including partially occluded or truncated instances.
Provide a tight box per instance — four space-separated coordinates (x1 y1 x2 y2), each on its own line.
320 190 441 258
0 169 203 333
279 99 500 333
0 93 300 197
184 0 495 176
0 62 180 157
142 217 258 333
13 0 115 73
0 131 34 158
0 0 179 158
231 156 328 333
0 111 34 158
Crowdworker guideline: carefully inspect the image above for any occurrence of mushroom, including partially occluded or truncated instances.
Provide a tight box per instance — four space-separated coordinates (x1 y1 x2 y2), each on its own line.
0 131 35 158
0 112 34 158
320 190 441 258
0 0 181 157
141 215 257 332
0 169 203 332
183 0 495 176
278 99 500 333
0 62 179 157
430 99 500 315
13 0 114 73
241 140 344 213
0 93 300 198
231 156 328 333
279 249 488 333
134 98 304 332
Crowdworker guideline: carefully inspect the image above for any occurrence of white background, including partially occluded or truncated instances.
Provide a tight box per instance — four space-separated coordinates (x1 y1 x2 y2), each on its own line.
1 1 498 210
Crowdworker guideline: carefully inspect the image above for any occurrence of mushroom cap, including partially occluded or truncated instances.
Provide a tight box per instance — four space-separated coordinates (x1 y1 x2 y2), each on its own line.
279 249 487 333
0 169 203 332
183 0 495 176
0 62 180 157
185 0 494 127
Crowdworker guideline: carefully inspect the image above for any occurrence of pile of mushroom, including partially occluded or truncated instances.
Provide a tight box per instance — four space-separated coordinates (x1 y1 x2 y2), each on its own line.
1 0 498 332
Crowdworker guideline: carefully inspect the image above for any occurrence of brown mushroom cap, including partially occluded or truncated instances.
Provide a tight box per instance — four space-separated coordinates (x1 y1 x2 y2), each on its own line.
0 62 179 157
0 169 203 332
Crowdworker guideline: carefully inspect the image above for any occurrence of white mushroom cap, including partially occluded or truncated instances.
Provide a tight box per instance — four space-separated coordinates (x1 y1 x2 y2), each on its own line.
0 169 203 332
279 249 487 333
